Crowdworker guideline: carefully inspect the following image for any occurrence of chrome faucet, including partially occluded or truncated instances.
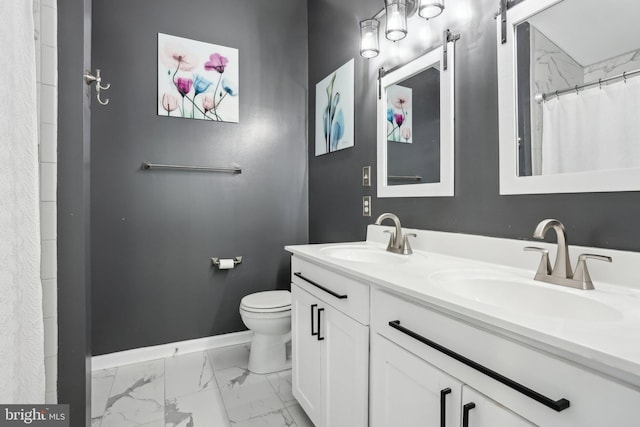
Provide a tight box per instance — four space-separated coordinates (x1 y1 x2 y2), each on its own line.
533 219 572 279
373 213 415 255
524 219 612 290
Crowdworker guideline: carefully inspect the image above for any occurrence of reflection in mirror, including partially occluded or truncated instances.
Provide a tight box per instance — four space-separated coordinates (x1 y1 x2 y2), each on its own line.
386 67 440 186
377 41 455 198
514 0 640 177
498 0 640 194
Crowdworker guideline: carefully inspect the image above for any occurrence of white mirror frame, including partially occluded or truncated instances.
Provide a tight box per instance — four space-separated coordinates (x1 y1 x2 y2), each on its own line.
497 0 640 195
377 43 455 198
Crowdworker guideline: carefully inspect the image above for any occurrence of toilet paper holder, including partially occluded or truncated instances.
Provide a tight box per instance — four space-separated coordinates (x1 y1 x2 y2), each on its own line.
211 256 243 267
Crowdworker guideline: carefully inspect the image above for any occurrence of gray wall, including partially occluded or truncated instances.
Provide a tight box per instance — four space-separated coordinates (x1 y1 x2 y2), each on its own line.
308 0 640 251
91 0 308 355
57 0 92 423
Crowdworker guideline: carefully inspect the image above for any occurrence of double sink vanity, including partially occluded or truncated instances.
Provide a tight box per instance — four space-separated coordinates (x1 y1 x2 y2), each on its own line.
286 217 640 427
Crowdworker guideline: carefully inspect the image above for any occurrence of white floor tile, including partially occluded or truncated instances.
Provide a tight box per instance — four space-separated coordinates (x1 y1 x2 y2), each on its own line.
229 408 295 427
165 388 229 427
208 344 251 371
102 359 165 426
216 367 285 423
285 405 313 427
91 348 303 427
165 351 216 400
266 371 296 407
91 368 117 418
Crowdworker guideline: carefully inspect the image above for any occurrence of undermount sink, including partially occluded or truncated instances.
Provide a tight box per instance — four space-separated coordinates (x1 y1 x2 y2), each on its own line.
429 270 623 322
320 245 411 264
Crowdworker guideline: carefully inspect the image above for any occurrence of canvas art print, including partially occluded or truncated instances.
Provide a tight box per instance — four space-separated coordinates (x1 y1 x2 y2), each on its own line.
315 59 355 156
158 33 239 123
387 84 412 143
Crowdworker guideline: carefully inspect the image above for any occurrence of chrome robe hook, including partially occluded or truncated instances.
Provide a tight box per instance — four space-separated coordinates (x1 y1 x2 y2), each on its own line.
84 69 111 105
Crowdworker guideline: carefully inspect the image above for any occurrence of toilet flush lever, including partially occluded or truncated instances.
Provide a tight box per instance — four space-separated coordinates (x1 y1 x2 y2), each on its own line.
84 69 111 105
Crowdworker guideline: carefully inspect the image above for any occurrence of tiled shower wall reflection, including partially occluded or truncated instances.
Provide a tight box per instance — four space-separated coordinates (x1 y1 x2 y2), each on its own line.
34 0 58 404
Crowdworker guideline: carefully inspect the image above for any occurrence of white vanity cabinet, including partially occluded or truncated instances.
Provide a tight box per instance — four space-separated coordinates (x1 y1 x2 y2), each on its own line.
370 333 463 427
370 333 534 427
460 386 536 427
371 289 640 427
290 256 369 427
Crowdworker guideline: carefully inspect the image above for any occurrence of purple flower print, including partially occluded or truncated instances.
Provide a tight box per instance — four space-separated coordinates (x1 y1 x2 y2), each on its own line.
176 77 193 97
394 113 404 127
205 53 229 73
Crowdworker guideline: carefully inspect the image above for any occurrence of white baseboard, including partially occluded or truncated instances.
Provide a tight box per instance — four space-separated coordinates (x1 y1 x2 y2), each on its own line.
91 330 253 371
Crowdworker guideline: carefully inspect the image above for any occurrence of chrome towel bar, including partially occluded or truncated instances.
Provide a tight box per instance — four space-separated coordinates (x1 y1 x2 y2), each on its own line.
142 162 242 174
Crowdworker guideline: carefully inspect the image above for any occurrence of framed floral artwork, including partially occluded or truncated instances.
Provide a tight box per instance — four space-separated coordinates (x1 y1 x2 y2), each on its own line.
158 33 239 123
315 59 355 156
386 84 412 143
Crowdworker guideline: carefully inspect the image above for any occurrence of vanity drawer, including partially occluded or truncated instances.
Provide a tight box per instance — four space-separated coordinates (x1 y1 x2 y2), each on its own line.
291 256 369 325
372 289 640 427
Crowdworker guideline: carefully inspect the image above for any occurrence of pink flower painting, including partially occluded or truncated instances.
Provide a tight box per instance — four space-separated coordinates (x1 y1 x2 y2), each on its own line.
386 84 413 143
157 33 239 122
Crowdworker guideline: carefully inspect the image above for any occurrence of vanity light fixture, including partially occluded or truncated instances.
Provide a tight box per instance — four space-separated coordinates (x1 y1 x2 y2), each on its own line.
359 0 446 59
360 19 380 58
385 0 408 41
419 0 444 19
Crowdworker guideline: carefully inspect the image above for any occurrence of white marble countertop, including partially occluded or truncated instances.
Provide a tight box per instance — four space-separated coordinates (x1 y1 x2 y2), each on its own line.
286 226 640 390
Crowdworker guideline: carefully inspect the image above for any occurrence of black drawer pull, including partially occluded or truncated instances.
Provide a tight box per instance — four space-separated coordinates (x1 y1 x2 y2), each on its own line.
462 402 475 427
317 308 325 341
294 272 348 299
310 304 318 337
388 320 570 412
440 388 451 427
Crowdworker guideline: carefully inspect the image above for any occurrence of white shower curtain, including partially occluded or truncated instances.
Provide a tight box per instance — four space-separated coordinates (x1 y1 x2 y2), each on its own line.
0 0 46 403
541 76 640 175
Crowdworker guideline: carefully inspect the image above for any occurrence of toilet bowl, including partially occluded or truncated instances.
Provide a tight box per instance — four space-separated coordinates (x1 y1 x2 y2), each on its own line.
240 290 292 374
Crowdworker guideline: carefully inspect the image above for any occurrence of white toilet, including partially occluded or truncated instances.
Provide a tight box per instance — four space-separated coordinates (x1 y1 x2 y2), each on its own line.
239 290 292 374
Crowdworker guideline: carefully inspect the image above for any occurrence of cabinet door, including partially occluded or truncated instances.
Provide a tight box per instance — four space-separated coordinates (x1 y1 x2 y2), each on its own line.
370 333 463 427
291 284 323 424
323 303 369 427
460 386 536 427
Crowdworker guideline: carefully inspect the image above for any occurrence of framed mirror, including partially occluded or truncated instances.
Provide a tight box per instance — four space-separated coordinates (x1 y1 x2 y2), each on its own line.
377 41 455 198
498 0 640 194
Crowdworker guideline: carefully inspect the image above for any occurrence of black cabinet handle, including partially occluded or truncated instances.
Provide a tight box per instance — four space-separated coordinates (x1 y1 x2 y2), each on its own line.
310 304 318 337
317 308 325 341
294 272 348 299
388 320 570 412
462 402 476 427
440 388 451 427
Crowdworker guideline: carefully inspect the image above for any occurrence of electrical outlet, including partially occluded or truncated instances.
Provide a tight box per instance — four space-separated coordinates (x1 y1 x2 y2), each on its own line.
362 196 371 217
362 166 371 187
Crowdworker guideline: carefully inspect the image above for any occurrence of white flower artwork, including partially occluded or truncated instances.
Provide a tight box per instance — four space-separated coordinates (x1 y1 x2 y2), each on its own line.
157 33 239 123
315 59 355 155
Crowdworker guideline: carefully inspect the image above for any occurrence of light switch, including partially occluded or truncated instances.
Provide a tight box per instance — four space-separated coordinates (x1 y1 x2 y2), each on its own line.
362 166 371 187
363 196 371 217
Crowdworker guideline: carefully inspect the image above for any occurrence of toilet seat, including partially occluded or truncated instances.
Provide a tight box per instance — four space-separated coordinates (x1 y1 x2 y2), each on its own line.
240 290 291 313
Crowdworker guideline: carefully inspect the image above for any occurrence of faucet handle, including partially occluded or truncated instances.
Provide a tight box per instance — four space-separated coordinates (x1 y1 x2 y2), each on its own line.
402 233 416 255
573 253 612 290
524 246 552 275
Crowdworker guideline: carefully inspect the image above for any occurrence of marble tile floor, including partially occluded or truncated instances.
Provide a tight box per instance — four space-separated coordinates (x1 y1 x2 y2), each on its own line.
92 343 314 427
